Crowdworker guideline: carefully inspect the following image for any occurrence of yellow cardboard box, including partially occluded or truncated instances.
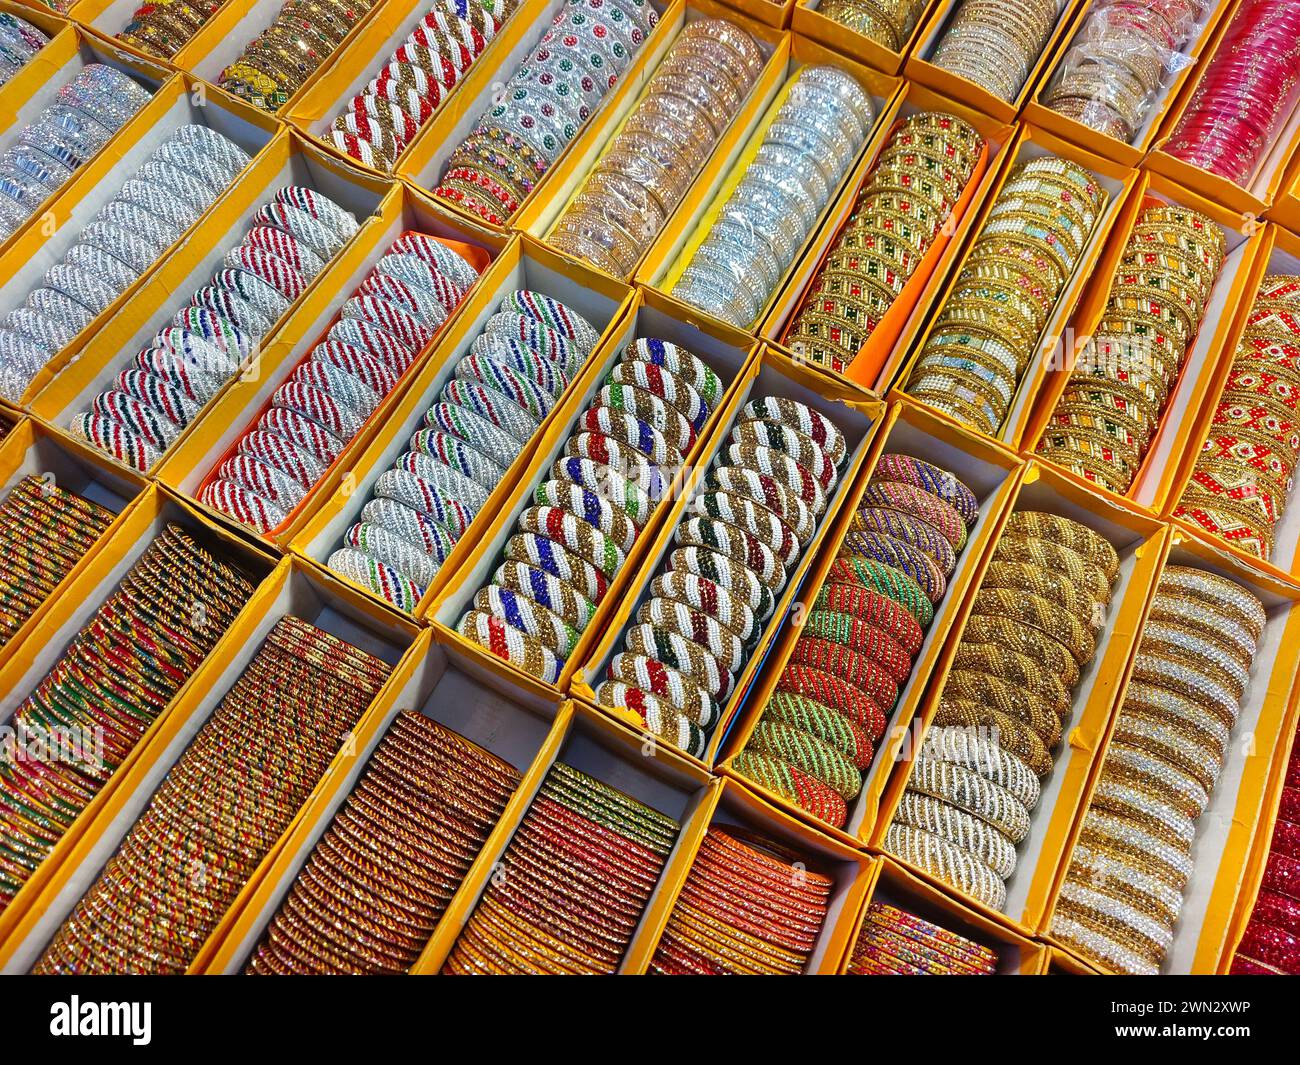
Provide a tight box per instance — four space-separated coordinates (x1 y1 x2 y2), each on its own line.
871 459 1167 938
1145 0 1300 220
1022 170 1266 517
285 0 555 176
710 0 797 28
791 0 940 75
1162 222 1300 585
904 0 1087 125
290 231 635 619
0 483 278 961
29 128 390 475
889 123 1139 451
1022 0 1235 169
763 79 1017 395
1039 530 1300 973
517 0 789 281
0 71 278 406
170 0 385 116
571 343 885 767
155 181 509 550
0 417 148 669
0 552 421 973
410 697 715 973
717 397 1025 847
417 283 755 689
638 37 904 344
841 855 1047 973
624 775 873 973
396 0 683 230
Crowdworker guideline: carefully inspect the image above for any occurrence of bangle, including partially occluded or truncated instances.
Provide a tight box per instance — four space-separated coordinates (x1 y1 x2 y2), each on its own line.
932 697 1053 777
907 756 1031 842
730 750 849 829
884 822 1007 910
894 791 1018 880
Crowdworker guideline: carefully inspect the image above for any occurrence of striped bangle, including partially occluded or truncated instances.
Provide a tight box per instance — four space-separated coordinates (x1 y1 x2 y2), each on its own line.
504 533 609 604
731 750 848 829
740 397 847 466
328 546 422 612
493 561 596 629
595 680 720 735
675 517 786 591
624 623 733 700
814 582 924 657
884 822 1008 910
851 506 956 576
895 792 1018 880
625 337 722 406
597 383 695 453
608 359 710 431
777 663 888 742
441 379 541 445
994 531 1112 603
456 353 558 420
708 465 814 544
731 419 837 490
637 599 745 675
424 401 520 472
343 521 438 589
951 643 1071 717
801 610 913 685
670 546 775 621
408 426 506 489
873 453 978 526
826 555 934 628
362 497 456 564
475 584 582 659
907 756 1031 843
503 290 601 354
746 720 862 801
694 490 799 567
393 448 491 511
944 670 1064 749
1006 511 1120 578
532 479 639 554
841 531 946 605
972 587 1095 665
375 468 477 538
650 569 757 645
518 505 625 580
762 689 874 768
579 405 683 467
861 479 967 551
921 725 1041 809
551 456 655 527
606 652 720 727
961 613 1080 687
932 697 1054 778
788 637 899 714
458 609 561 683
727 442 827 515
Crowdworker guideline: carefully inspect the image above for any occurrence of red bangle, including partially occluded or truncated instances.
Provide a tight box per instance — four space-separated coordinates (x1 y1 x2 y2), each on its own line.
1238 921 1300 975
787 637 899 712
777 662 888 742
814 581 925 656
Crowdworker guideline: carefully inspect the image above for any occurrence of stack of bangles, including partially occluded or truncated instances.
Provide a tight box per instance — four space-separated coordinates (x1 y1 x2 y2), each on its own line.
0 63 144 244
32 616 392 974
0 525 258 914
549 17 764 278
846 901 999 974
648 826 832 974
459 335 716 682
886 510 1119 911
199 232 482 535
1052 566 1265 974
1163 0 1300 186
117 0 225 59
0 124 251 403
1172 273 1300 561
442 762 679 974
217 0 380 111
784 111 984 373
1042 0 1207 142
597 397 848 758
333 291 603 611
0 475 116 648
1231 716 1300 974
246 710 521 973
907 155 1107 435
1036 203 1226 493
819 0 927 51
671 65 876 329
71 185 359 473
431 0 658 225
733 453 979 829
930 0 1065 102
327 0 519 169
